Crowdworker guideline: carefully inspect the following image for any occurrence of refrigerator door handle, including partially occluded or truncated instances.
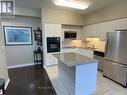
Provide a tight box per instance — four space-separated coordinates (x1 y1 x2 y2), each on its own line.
105 38 108 56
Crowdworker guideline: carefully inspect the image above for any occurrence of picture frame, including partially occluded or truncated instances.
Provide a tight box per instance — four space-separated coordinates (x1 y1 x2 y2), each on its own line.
3 26 33 46
34 27 42 46
34 30 42 41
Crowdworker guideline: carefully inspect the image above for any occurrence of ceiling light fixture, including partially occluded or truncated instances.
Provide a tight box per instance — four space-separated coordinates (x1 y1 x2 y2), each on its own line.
54 0 88 10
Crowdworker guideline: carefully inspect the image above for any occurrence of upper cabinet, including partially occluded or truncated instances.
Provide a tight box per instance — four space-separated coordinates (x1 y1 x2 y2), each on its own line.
81 18 127 41
62 25 83 41
81 23 107 40
43 23 62 37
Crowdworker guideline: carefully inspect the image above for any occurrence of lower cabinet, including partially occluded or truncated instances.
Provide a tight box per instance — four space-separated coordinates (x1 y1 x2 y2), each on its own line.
46 54 58 66
103 59 127 87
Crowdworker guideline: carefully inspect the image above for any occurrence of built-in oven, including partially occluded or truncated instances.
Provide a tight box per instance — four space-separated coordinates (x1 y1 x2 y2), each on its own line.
47 37 60 53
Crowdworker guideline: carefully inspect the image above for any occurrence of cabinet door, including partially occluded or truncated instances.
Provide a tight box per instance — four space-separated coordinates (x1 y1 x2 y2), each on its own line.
103 60 127 86
51 55 58 65
82 23 107 40
46 54 58 66
46 54 50 66
44 24 62 37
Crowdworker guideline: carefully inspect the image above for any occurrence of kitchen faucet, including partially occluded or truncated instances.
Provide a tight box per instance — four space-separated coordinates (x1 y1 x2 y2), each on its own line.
89 44 95 49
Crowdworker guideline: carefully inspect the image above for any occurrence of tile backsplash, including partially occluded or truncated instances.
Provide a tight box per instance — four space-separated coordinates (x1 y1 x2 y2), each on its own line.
62 38 106 52
62 39 85 47
86 38 105 52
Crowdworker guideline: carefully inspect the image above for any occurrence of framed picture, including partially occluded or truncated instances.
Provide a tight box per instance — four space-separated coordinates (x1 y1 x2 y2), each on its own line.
3 26 33 45
34 30 42 41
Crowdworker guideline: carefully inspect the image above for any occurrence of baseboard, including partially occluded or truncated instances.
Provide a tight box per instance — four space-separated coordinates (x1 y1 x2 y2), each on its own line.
5 78 10 89
8 63 34 69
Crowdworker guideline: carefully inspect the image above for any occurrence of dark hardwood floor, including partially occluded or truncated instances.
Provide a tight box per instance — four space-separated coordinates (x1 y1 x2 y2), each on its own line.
6 66 56 95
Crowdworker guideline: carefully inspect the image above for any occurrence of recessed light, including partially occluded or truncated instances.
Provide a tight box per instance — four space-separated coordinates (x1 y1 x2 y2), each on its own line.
54 0 88 10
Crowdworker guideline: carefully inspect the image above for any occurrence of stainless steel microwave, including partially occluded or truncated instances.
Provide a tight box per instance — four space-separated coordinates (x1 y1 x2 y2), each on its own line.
64 31 77 39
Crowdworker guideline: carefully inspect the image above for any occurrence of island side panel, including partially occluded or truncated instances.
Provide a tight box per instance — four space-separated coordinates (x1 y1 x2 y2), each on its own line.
75 62 98 95
58 60 76 95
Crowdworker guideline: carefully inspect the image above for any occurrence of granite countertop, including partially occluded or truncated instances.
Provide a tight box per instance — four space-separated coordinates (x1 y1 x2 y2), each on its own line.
53 52 98 67
62 46 96 50
62 46 105 53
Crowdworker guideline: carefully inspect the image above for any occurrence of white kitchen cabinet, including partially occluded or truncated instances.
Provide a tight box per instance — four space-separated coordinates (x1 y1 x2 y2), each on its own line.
82 18 127 40
44 23 62 37
42 23 62 66
46 53 58 66
61 25 82 41
82 23 107 40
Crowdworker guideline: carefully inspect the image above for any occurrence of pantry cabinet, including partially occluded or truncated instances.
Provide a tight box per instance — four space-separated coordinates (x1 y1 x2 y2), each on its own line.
43 24 62 37
43 23 62 66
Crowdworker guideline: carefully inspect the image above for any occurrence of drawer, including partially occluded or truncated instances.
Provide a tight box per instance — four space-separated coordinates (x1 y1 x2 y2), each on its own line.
103 59 127 86
46 54 58 66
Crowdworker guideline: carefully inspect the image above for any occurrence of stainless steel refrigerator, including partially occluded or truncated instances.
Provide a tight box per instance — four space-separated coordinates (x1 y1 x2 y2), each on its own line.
103 30 127 87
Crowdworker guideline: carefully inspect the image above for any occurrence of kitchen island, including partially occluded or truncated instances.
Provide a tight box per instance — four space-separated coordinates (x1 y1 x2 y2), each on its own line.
53 52 98 95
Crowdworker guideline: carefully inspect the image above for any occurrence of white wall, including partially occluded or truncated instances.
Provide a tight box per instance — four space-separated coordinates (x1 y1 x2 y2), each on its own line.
42 9 84 26
84 0 127 25
0 20 9 83
15 7 41 17
1 16 41 68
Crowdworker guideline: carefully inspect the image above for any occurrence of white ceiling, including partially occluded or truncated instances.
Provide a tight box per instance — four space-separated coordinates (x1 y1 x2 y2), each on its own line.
15 0 120 14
